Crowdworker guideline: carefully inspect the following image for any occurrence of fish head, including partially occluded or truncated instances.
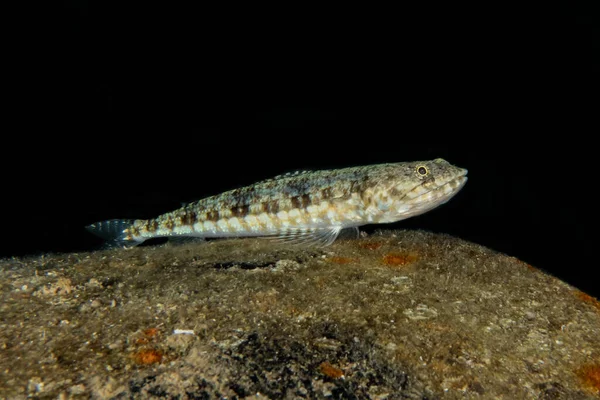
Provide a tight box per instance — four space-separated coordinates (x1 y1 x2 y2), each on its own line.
367 158 468 222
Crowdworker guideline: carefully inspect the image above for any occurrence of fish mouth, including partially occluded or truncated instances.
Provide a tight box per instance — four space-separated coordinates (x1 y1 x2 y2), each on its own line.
422 169 468 205
438 173 468 204
437 169 468 202
395 169 468 219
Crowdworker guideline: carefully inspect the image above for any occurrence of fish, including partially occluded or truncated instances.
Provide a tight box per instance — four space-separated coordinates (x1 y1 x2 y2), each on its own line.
86 158 468 247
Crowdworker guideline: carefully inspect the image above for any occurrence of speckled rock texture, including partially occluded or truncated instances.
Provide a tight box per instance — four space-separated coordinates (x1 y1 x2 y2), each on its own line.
1 230 599 399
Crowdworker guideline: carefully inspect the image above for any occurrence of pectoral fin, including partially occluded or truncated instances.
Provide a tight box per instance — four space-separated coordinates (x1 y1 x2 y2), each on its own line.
265 226 343 247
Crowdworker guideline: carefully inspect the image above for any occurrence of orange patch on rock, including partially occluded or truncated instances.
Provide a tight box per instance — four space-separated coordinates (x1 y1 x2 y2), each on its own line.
382 252 418 266
524 263 537 271
576 364 600 393
133 349 163 365
135 327 160 344
143 328 159 337
359 242 383 250
327 256 357 264
514 258 537 271
319 361 344 379
574 291 600 311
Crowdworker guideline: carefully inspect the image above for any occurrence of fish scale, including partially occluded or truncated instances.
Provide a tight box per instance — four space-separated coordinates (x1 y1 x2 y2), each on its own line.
86 159 468 247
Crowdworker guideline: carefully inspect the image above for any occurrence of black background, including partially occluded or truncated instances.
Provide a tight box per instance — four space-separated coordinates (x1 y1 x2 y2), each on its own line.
4 4 598 297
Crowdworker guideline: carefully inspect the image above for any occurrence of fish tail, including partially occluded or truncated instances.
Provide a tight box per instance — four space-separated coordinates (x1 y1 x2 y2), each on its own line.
85 219 143 247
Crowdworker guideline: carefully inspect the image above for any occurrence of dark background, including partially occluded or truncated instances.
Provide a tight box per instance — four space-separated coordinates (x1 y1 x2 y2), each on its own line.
4 4 598 297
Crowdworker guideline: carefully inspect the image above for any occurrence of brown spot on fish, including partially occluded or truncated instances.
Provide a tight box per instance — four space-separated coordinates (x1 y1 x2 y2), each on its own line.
180 211 197 225
262 200 279 214
206 210 219 222
232 204 249 218
291 196 302 209
163 217 174 230
320 187 332 200
350 176 368 193
301 193 311 208
146 219 158 232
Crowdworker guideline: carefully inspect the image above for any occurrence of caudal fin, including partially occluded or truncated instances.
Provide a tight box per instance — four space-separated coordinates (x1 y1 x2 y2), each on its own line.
85 219 141 247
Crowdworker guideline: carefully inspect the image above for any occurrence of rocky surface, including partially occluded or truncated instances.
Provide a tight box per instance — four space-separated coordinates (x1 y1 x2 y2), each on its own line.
1 230 599 399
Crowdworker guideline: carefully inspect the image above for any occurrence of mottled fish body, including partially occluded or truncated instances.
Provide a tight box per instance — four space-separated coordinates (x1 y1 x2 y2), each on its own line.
86 159 468 247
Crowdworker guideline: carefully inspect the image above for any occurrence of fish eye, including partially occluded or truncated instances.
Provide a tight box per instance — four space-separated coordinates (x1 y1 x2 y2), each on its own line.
416 166 429 176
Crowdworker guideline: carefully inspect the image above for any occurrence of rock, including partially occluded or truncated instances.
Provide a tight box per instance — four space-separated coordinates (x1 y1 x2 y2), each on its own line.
0 230 599 399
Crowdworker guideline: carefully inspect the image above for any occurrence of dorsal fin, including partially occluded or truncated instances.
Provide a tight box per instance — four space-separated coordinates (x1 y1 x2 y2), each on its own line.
257 169 315 185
